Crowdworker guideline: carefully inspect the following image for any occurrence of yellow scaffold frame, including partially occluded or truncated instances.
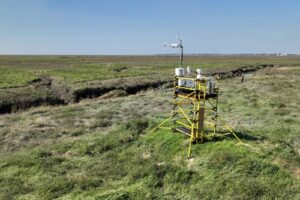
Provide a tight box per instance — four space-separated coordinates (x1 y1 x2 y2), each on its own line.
172 76 220 157
147 75 244 158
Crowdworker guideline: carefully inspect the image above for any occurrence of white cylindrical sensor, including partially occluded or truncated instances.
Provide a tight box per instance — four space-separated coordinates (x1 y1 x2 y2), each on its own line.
187 66 192 75
175 68 185 77
178 78 186 86
196 68 202 75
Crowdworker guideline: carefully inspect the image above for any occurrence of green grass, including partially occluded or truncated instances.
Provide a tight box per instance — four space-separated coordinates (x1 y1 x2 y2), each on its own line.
1 55 300 88
0 125 298 199
0 64 299 199
1 55 300 108
0 67 38 88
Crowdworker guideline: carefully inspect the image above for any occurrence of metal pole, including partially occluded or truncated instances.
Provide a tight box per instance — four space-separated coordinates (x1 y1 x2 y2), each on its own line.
180 47 183 67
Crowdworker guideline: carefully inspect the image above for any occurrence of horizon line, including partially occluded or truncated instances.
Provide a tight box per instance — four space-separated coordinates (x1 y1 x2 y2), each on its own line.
0 53 299 57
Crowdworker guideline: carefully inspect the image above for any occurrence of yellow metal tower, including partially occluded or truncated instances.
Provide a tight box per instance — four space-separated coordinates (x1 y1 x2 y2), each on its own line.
150 36 243 158
147 67 243 158
172 72 219 157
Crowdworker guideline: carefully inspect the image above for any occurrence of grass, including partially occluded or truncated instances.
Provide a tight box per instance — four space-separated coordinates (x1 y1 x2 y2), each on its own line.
0 63 299 199
0 67 38 89
1 55 300 88
1 55 300 112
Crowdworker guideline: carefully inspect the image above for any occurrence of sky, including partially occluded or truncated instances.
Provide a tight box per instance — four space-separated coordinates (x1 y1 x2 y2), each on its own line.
0 0 300 55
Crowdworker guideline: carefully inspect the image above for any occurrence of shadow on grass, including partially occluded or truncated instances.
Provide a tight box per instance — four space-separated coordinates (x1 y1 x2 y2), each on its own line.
201 130 263 143
229 130 263 141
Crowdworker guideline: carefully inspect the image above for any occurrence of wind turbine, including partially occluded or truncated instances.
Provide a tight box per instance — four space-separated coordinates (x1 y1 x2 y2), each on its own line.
164 33 184 67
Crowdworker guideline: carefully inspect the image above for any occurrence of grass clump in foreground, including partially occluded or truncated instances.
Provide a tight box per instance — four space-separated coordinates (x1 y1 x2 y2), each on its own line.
0 66 299 199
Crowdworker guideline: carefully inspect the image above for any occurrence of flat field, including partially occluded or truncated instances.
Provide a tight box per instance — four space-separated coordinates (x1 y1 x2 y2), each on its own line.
1 55 300 113
1 55 300 88
0 56 299 199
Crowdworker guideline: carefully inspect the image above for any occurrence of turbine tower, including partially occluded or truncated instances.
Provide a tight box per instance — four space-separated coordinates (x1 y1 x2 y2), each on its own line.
165 33 184 67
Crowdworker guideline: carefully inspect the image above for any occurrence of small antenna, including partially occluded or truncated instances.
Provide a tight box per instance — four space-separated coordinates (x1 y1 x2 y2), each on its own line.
165 33 184 67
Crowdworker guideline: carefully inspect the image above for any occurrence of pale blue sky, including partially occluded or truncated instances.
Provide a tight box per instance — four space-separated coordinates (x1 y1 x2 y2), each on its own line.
0 0 299 55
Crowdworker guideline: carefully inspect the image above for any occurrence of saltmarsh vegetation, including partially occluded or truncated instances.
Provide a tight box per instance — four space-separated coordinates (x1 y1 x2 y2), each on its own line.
2 55 300 89
1 55 300 114
0 64 299 199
